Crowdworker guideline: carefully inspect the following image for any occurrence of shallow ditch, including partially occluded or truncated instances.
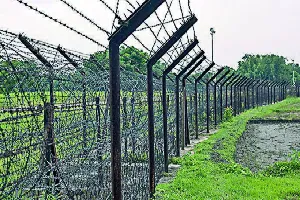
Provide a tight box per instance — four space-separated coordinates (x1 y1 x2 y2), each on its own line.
235 120 300 172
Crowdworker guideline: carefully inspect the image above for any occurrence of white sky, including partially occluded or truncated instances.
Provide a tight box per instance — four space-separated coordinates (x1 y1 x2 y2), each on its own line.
1 0 300 68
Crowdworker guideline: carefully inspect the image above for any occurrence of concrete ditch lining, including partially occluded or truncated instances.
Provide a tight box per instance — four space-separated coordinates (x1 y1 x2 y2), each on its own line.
235 120 300 172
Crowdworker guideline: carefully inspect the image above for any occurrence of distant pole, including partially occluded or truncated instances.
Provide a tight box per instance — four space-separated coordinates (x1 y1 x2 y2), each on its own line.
292 60 296 86
292 59 296 96
210 28 216 62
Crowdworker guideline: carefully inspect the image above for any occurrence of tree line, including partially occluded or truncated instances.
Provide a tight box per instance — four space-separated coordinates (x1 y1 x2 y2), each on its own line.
1 47 299 94
236 54 300 83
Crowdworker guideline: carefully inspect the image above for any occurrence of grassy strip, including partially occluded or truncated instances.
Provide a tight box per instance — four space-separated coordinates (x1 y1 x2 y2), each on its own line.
156 98 300 199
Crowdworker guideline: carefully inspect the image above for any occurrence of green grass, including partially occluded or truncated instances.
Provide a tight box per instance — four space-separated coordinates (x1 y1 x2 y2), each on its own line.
156 97 300 200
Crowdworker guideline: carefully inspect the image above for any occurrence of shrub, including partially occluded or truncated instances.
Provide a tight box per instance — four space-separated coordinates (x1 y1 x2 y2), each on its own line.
223 107 233 122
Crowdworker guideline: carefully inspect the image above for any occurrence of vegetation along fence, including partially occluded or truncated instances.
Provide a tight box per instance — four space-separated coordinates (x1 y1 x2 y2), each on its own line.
1 0 299 199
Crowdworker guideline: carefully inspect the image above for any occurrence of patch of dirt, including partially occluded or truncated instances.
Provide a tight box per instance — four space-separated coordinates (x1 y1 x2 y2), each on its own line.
210 138 229 163
235 122 300 172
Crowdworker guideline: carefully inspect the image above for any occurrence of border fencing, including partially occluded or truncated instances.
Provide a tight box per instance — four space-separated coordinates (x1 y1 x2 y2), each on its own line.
1 0 299 199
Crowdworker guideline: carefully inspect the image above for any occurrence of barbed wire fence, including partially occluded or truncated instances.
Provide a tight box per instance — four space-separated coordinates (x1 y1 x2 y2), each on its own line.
0 0 297 199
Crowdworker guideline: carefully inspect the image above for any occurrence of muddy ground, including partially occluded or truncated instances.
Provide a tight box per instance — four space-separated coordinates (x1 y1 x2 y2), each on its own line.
235 121 300 172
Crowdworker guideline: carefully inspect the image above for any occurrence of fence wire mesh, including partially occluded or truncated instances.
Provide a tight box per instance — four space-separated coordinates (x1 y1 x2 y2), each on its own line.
0 0 291 199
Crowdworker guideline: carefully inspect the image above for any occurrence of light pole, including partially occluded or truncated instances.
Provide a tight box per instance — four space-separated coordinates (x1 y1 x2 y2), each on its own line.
292 59 297 96
292 59 296 87
210 28 216 62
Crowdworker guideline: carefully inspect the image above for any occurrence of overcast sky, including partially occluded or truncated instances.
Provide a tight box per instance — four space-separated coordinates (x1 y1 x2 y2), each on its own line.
1 0 299 68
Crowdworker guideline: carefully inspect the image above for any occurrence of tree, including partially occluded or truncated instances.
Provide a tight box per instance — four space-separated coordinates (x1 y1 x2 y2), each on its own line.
0 60 41 93
237 54 299 83
85 45 166 76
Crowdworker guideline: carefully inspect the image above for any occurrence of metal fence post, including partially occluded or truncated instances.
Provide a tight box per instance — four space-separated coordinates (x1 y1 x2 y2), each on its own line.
195 62 215 133
232 77 246 115
230 76 243 110
219 72 234 121
182 54 206 140
246 79 254 110
19 34 60 193
205 67 225 132
108 1 166 198
238 77 248 113
243 79 252 111
225 75 239 108
212 68 229 125
252 80 259 108
43 102 60 194
96 96 101 143
182 54 205 146
163 40 199 157
147 16 197 184
177 53 203 149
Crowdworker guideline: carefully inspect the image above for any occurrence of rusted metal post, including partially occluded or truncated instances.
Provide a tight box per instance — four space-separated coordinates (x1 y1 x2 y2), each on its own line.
108 1 166 198
149 16 198 175
195 62 215 133
19 35 60 193
214 69 230 122
163 40 199 157
177 52 203 149
220 72 235 120
182 54 206 141
44 103 60 194
205 67 225 132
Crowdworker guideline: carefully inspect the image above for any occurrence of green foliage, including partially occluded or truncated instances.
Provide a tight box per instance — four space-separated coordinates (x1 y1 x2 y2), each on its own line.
263 161 300 177
237 54 299 83
223 107 233 122
219 163 252 176
85 45 166 75
0 60 39 94
169 157 182 165
263 152 300 177
127 152 148 163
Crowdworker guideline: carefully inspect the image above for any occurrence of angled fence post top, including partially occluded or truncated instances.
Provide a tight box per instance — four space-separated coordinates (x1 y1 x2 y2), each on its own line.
246 79 256 87
163 39 199 75
256 80 264 87
245 78 254 85
57 46 79 68
18 34 52 69
231 76 244 87
260 80 269 86
108 1 169 199
220 72 235 86
223 74 238 86
245 79 254 88
109 0 166 44
236 77 248 86
148 15 198 66
236 76 247 85
252 79 261 86
182 53 206 80
226 74 240 86
215 69 231 84
195 62 215 83
177 52 204 78
261 80 270 86
207 67 225 84
242 78 252 87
